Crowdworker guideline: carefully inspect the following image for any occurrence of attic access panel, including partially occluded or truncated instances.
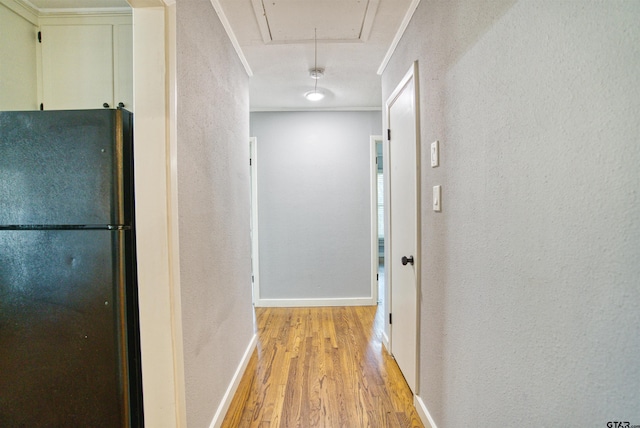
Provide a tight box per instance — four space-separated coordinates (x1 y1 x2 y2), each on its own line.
251 0 380 43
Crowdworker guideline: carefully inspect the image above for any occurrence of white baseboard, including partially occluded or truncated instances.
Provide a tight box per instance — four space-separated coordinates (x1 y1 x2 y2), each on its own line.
382 330 390 352
255 297 377 307
414 395 438 428
209 333 258 428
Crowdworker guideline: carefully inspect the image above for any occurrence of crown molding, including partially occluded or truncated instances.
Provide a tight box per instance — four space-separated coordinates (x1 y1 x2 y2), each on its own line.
37 7 131 16
3 0 132 18
127 0 164 7
0 0 39 24
377 0 421 75
209 0 253 77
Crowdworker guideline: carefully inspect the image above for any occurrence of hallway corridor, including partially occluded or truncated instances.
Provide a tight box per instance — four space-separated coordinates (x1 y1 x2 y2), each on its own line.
222 305 423 427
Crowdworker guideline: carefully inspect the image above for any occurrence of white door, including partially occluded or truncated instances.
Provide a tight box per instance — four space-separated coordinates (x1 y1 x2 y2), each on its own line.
41 25 114 110
387 63 419 393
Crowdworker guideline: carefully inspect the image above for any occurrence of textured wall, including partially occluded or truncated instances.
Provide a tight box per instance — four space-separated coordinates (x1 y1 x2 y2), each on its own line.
251 111 381 301
382 0 640 425
176 0 253 426
0 2 37 110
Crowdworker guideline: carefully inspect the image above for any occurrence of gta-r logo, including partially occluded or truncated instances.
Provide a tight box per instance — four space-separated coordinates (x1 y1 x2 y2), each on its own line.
607 422 630 428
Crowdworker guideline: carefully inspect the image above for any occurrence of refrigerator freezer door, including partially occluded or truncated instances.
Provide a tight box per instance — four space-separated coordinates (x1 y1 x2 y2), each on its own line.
0 110 129 227
0 230 130 427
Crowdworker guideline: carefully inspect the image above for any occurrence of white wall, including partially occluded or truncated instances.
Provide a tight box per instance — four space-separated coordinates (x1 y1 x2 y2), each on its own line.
382 0 640 426
251 111 381 305
0 1 37 110
176 0 254 426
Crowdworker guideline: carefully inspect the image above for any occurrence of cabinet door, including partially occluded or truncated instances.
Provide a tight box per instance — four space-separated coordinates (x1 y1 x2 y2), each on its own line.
41 24 114 110
0 4 38 110
114 24 133 111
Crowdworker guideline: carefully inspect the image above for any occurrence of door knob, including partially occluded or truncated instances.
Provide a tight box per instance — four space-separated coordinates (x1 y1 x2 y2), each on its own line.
103 103 110 108
401 255 414 266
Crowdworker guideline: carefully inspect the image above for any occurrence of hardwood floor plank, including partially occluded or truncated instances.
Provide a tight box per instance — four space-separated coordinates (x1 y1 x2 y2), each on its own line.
222 306 423 428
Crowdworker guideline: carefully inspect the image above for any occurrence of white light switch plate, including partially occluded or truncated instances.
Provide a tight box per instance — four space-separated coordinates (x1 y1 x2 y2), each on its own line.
433 185 441 212
431 140 439 167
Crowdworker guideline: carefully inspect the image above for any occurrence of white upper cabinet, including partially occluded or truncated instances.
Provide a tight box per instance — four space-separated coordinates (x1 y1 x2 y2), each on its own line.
1 0 132 111
41 24 114 110
39 17 132 111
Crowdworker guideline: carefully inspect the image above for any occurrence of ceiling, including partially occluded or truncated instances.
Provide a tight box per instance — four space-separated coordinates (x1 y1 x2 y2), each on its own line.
219 0 414 111
25 0 415 111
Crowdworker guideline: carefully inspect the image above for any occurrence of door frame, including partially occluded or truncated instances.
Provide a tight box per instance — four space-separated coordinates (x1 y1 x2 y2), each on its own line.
370 135 383 304
385 61 421 394
250 137 260 305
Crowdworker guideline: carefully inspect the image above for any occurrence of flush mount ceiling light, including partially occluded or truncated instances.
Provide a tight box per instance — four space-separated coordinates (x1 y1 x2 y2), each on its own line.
304 90 325 101
305 28 325 102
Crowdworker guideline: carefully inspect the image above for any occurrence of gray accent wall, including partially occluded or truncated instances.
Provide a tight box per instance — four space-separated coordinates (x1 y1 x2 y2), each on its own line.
382 0 640 425
251 111 381 301
177 1 253 426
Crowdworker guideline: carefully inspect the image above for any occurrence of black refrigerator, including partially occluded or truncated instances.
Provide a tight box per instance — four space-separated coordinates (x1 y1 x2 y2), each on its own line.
0 109 143 427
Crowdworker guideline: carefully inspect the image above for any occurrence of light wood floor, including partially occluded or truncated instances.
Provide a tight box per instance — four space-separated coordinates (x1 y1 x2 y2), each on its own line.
221 305 424 427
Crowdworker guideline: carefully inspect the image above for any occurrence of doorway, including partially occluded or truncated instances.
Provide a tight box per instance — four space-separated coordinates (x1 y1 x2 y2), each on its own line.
371 135 385 309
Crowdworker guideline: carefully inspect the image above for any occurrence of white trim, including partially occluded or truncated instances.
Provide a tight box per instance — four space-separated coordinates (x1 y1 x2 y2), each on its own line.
255 297 377 308
250 106 383 113
382 125 392 348
0 0 39 24
377 0 421 75
209 0 253 77
412 61 422 395
37 14 132 25
250 0 270 44
165 3 187 426
130 6 186 427
386 59 417 105
127 0 165 7
37 7 131 16
209 334 258 428
359 0 380 42
6 0 131 17
244 38 371 45
414 395 438 428
370 135 382 305
382 330 390 352
250 137 260 305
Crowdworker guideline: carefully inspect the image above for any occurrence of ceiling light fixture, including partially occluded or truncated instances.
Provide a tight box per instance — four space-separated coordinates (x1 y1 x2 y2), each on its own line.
305 28 325 102
304 90 325 101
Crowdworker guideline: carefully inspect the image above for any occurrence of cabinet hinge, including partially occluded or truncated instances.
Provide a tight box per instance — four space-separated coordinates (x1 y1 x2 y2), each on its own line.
387 128 391 141
251 275 254 283
376 273 379 281
38 31 42 43
249 158 252 166
389 313 392 324
39 103 43 111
